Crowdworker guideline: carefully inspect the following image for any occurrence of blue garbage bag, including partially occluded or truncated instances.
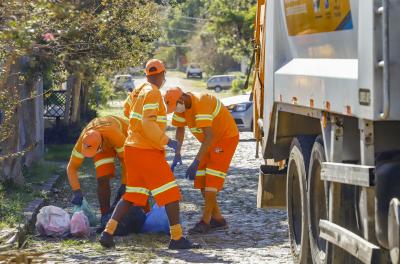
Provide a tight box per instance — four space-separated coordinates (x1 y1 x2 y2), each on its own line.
141 204 170 234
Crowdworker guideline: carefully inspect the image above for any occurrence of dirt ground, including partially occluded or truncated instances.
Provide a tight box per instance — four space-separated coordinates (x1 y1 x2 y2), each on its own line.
26 130 292 263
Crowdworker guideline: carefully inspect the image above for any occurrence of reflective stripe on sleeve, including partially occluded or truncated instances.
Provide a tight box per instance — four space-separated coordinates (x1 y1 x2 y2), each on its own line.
115 146 124 153
126 186 150 195
206 168 227 179
151 181 178 196
156 115 167 123
94 157 115 168
172 114 186 123
196 170 206 176
72 148 84 159
143 103 159 111
190 127 203 134
195 114 213 121
130 112 143 120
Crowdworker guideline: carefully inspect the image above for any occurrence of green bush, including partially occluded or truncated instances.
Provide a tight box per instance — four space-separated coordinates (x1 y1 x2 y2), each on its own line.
88 76 114 108
231 78 245 95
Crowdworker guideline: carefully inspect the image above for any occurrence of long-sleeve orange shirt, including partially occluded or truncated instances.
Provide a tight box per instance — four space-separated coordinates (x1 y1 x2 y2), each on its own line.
171 92 238 143
124 82 169 150
67 115 129 190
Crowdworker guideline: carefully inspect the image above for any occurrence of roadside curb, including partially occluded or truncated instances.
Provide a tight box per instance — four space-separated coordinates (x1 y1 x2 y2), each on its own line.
22 173 63 230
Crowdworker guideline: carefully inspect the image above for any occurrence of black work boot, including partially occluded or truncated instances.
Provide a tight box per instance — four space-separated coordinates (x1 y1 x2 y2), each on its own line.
168 237 201 249
188 220 211 234
99 232 115 248
210 218 228 230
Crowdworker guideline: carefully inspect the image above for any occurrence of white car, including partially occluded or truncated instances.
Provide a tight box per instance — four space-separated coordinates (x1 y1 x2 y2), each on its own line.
186 64 203 79
113 74 135 92
221 94 253 132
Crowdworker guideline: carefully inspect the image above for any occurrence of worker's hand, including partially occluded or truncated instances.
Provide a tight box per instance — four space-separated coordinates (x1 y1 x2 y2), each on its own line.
185 159 200 180
71 189 84 206
167 139 180 153
171 153 183 172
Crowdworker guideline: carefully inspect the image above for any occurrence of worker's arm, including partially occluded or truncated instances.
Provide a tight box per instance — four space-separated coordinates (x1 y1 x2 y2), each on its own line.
67 157 83 191
175 126 185 153
141 91 169 147
123 94 133 118
107 128 127 185
195 127 213 161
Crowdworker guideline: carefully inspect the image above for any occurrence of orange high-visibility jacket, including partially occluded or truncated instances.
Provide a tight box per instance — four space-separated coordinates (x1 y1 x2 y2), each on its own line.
172 92 239 143
123 82 169 150
67 115 129 190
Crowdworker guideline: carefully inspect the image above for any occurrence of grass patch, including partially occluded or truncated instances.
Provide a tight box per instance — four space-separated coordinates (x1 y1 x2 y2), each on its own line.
0 160 65 228
44 144 74 162
97 106 124 118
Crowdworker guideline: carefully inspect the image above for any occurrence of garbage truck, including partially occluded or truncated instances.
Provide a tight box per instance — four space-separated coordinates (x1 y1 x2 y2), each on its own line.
252 1 400 263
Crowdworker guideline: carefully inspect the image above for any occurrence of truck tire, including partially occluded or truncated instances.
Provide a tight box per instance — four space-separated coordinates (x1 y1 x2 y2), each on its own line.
287 136 315 264
308 137 331 264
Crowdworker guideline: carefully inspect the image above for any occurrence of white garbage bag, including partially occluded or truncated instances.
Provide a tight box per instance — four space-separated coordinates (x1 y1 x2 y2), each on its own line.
35 205 70 237
70 211 90 237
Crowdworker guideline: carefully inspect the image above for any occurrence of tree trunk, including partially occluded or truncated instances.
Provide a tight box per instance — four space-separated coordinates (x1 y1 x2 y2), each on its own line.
80 80 89 119
0 57 24 184
20 74 44 167
64 76 72 124
70 71 83 124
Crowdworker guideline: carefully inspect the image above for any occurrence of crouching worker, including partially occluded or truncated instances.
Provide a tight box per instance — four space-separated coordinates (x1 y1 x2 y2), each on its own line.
99 59 198 250
164 87 239 234
67 115 128 216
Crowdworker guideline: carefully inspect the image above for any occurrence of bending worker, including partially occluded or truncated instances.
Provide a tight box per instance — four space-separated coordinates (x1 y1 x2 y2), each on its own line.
67 115 128 216
164 87 239 234
99 59 198 249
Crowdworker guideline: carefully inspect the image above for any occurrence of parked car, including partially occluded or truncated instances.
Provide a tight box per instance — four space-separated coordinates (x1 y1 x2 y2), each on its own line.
186 64 202 79
113 74 135 92
207 75 236 92
221 93 253 132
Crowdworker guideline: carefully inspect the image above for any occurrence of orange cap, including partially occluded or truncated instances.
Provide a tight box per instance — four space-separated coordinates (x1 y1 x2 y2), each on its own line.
164 87 183 114
81 130 102 158
145 59 165 76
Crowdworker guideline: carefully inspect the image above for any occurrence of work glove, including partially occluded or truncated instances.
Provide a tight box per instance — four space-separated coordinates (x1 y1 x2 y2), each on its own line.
167 139 180 153
171 153 183 172
185 159 200 180
71 189 84 206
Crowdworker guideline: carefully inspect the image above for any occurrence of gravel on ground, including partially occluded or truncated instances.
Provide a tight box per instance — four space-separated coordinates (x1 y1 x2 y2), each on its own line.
28 130 292 263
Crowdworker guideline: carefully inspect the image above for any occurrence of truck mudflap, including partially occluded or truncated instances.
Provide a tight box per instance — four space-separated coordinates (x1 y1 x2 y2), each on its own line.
256 165 286 209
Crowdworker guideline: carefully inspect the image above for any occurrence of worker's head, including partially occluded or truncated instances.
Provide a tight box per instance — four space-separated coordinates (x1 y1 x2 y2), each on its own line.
164 87 191 114
145 59 166 89
81 129 102 158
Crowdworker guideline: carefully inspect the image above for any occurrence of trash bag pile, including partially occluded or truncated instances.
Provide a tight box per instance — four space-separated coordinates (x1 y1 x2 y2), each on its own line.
36 199 171 238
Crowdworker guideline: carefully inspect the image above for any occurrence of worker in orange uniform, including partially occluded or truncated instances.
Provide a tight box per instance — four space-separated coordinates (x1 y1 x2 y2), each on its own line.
164 87 239 234
67 115 129 216
99 59 198 250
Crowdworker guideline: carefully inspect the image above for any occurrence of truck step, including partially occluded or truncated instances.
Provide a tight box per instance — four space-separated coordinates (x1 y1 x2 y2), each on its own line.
321 162 375 187
257 165 286 209
319 219 381 264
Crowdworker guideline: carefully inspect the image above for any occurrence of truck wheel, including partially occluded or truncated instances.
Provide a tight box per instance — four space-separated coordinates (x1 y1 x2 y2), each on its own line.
308 137 331 264
287 136 314 264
